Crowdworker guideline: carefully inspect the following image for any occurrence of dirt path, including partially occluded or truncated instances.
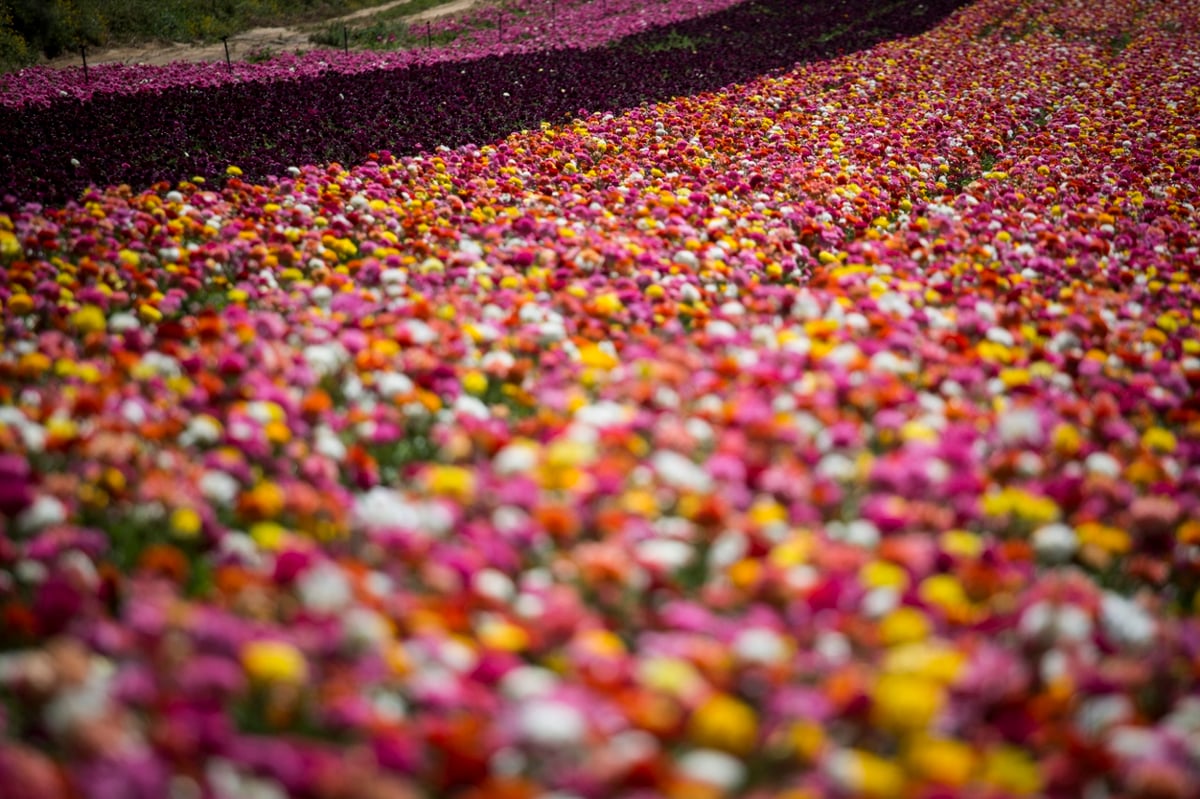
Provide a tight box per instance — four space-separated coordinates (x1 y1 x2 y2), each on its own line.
44 0 484 69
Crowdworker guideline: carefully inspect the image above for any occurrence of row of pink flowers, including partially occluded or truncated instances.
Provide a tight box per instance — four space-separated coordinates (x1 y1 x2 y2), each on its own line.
0 0 748 108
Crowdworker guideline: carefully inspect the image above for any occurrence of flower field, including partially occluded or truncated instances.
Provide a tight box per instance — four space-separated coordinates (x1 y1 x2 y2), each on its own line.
0 0 965 205
2 0 1200 796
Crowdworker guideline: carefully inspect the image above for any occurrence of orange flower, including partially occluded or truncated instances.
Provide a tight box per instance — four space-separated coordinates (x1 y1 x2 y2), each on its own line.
139 544 189 583
535 502 580 540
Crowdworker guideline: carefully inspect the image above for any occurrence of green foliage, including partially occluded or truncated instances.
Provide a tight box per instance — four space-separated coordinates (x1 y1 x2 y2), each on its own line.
0 2 30 71
0 0 401 67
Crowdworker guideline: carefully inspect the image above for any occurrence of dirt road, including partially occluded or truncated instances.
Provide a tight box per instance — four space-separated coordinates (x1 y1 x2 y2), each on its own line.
45 0 483 69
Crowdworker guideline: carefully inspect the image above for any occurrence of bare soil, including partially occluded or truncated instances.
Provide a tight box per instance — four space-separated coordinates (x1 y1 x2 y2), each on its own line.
44 0 483 69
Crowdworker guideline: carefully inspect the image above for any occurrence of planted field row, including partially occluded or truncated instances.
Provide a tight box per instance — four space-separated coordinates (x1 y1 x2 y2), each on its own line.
0 0 969 206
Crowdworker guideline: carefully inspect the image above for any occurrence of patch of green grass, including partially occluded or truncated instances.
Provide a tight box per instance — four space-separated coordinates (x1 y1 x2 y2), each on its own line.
620 28 713 55
1109 30 1132 54
309 0 481 52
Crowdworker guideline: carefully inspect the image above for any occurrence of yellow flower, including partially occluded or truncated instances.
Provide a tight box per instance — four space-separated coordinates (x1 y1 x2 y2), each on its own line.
788 720 825 762
244 481 286 519
748 498 787 527
578 343 618 369
769 534 812 569
578 628 626 657
939 529 982 558
982 486 1059 525
882 642 965 685
70 304 107 334
906 736 975 786
593 293 623 316
879 607 931 647
918 574 969 614
249 521 289 551
860 560 910 591
638 657 704 699
6 292 34 314
1141 426 1177 453
999 368 1031 389
688 693 758 755
1051 422 1082 455
226 165 244 176
872 673 944 732
462 370 488 396
981 746 1042 795
479 620 529 652
0 229 20 258
170 507 203 539
1077 521 1132 555
425 464 476 503
265 421 291 446
241 639 308 684
833 749 906 799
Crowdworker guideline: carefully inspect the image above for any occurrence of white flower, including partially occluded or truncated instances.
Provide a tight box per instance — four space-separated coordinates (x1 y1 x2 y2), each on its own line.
1106 726 1158 760
651 450 712 493
538 320 567 343
1085 452 1122 478
500 666 558 700
826 342 861 367
985 326 1014 346
673 250 699 268
472 568 515 603
574 401 632 429
296 561 353 614
861 587 901 618
705 319 738 339
302 342 348 377
120 400 147 425
997 407 1042 445
179 414 222 447
313 425 347 460
1075 694 1133 738
870 350 914 374
481 349 515 372
354 487 419 532
17 494 67 532
1032 523 1078 563
816 452 857 481
707 531 747 570
42 657 113 738
677 749 745 791
370 690 407 723
1100 592 1155 649
1019 601 1093 643
828 519 880 549
376 371 414 397
343 608 391 648
454 394 490 419
733 627 789 664
815 631 851 663
517 699 587 746
59 550 98 590
107 312 140 332
636 538 693 571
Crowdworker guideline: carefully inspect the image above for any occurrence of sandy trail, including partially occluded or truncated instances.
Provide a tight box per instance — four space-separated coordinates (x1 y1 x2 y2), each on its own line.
44 0 484 69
